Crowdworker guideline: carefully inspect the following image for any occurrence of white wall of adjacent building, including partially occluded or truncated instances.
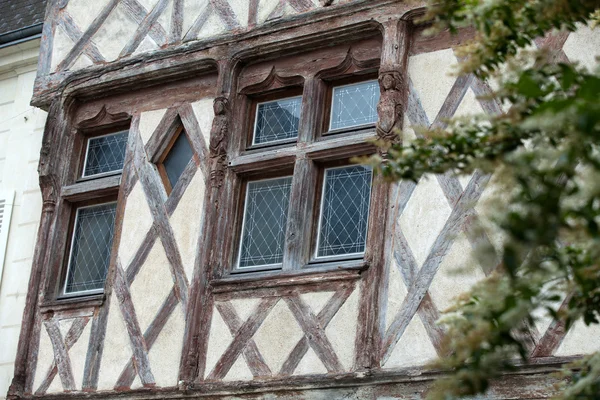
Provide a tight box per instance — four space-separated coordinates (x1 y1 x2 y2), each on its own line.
0 38 46 399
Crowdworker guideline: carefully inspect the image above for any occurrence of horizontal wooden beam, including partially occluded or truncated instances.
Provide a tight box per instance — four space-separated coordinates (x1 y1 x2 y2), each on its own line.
228 131 377 173
61 175 121 202
16 358 580 399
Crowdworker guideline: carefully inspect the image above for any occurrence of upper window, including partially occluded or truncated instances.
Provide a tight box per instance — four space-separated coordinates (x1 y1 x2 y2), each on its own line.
252 96 302 146
82 130 128 177
329 80 379 131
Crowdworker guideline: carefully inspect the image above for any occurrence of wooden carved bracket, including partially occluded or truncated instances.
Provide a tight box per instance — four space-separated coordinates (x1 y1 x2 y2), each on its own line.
317 47 380 80
240 66 304 95
75 105 130 130
209 97 230 188
376 67 405 145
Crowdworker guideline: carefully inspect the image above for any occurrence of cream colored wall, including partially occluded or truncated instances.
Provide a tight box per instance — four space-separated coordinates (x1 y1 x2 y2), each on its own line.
0 39 46 399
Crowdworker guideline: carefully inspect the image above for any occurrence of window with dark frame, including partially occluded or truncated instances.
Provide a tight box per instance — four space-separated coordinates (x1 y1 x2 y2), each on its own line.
231 70 379 275
63 201 117 295
157 126 194 194
329 80 379 131
82 130 128 178
60 127 129 298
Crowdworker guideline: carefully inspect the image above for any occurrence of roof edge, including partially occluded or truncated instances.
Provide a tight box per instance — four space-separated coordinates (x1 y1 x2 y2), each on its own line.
0 23 43 48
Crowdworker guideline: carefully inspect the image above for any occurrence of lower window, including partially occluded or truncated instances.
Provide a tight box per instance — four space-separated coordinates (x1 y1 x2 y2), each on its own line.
316 165 373 259
63 201 117 296
233 164 373 273
237 176 293 270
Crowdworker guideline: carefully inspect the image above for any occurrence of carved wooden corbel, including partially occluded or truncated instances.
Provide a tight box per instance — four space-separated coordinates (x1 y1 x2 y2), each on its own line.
208 97 230 188
376 67 404 145
38 100 63 211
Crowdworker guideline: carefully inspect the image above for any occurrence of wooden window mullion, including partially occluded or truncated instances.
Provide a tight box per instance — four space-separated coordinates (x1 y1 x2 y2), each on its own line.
297 76 325 144
282 157 318 271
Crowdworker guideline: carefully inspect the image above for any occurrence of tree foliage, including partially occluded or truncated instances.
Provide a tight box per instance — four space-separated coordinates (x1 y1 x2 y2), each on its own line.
368 1 600 398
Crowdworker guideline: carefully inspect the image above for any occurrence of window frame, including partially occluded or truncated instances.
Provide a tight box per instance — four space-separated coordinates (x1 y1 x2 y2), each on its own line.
246 87 304 151
60 197 118 298
312 164 374 263
233 174 295 274
225 70 381 278
156 125 194 195
80 130 129 180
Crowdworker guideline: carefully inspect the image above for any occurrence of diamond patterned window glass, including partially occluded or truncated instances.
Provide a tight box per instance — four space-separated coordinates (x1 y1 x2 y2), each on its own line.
83 131 129 177
329 80 380 130
253 96 302 145
64 202 117 294
238 177 293 269
163 132 194 189
317 165 373 258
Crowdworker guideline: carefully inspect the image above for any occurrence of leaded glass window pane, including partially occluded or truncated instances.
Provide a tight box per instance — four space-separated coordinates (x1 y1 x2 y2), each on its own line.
163 133 193 189
238 177 293 268
65 202 117 294
253 97 302 145
329 80 380 130
83 131 129 177
317 165 372 258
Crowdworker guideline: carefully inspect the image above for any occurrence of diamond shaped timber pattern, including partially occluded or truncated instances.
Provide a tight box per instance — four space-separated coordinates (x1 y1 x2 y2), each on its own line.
381 40 587 363
208 284 355 380
259 0 315 24
52 0 184 72
381 55 506 364
35 317 91 395
107 103 209 390
183 0 242 42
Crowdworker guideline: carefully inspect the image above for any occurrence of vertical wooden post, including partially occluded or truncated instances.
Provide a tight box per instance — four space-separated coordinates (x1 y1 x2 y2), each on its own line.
179 58 239 386
354 17 411 371
7 99 66 398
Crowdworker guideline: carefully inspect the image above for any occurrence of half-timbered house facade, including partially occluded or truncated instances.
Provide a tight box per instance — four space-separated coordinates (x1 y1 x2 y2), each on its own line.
7 0 600 399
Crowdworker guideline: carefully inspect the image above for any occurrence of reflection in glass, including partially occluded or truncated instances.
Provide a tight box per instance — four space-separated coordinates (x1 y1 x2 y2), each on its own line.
253 97 302 145
83 131 129 177
330 80 379 130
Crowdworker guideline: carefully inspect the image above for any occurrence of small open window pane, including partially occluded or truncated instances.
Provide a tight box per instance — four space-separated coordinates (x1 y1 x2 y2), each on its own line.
83 131 128 177
317 165 372 258
253 97 302 145
238 177 293 269
163 133 193 189
329 80 380 130
64 202 117 294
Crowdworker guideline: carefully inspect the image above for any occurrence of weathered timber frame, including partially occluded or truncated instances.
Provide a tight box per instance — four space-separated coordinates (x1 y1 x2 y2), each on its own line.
7 1 578 399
